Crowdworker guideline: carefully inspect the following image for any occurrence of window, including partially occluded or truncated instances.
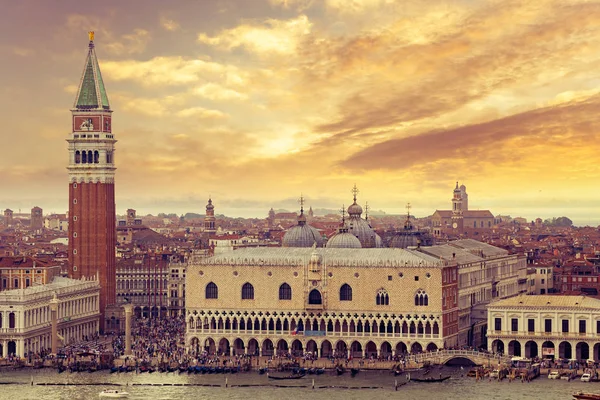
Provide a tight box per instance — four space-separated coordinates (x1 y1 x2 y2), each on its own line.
414 276 419 281
25 278 30 288
494 318 502 331
279 283 292 300
9 312 15 329
241 282 254 300
528 319 535 332
73 199 77 204
579 320 587 334
511 318 518 332
562 319 569 333
415 290 428 306
205 282 218 299
596 320 600 334
376 289 389 305
14 279 18 288
309 289 322 305
340 284 352 301
541 279 545 284
388 275 392 281
544 319 552 333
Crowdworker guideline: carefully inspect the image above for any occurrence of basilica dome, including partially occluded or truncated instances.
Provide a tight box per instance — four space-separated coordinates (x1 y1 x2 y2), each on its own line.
326 230 362 249
282 212 324 248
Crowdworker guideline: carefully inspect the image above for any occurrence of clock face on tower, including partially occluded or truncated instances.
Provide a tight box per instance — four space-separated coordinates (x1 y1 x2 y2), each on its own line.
452 222 458 229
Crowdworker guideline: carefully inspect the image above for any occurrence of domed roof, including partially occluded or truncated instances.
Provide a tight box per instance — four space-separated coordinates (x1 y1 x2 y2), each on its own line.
389 231 421 249
347 216 382 248
347 201 363 216
326 231 362 249
282 224 323 247
206 198 214 210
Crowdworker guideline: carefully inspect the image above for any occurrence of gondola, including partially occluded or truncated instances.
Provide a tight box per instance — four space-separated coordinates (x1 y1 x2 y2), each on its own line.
268 373 306 380
315 368 325 375
410 376 451 383
179 366 187 373
351 368 360 376
109 366 119 374
57 365 67 374
258 367 267 375
336 366 345 375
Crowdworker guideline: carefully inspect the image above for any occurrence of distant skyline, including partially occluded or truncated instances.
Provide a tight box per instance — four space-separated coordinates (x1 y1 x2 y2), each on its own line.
1 0 600 226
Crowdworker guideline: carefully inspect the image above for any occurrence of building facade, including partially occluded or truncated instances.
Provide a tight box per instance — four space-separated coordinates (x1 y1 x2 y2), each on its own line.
431 183 494 237
67 32 116 331
0 276 100 357
418 239 527 348
488 295 600 361
186 247 459 358
0 256 61 291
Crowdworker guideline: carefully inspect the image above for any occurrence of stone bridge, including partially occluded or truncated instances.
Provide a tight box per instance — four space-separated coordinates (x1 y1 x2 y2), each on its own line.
413 350 513 367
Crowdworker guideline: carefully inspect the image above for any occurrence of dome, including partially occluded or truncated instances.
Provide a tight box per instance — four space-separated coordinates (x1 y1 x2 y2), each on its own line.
282 224 324 247
389 231 421 249
326 231 362 249
347 216 382 248
206 198 214 210
347 201 363 216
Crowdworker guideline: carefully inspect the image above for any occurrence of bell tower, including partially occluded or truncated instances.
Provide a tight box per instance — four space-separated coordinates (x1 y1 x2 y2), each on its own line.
451 182 464 232
204 197 216 233
67 32 116 331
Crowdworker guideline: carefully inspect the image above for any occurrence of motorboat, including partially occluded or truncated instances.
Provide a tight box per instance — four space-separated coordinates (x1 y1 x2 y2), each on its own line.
489 370 500 379
268 373 306 380
582 373 592 382
410 376 451 383
99 389 130 398
548 371 560 379
573 392 600 400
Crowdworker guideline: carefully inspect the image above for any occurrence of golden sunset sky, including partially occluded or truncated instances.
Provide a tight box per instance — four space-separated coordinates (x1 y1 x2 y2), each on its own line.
1 0 599 224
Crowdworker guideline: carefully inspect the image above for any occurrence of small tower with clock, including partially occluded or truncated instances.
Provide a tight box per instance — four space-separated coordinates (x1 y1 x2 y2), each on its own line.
67 32 116 331
451 182 464 232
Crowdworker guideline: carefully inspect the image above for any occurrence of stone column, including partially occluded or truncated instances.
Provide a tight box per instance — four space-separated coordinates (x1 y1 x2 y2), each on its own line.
123 303 133 356
49 294 59 354
2 340 7 357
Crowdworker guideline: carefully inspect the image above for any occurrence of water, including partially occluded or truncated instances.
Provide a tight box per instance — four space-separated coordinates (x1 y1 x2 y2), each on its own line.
0 367 593 400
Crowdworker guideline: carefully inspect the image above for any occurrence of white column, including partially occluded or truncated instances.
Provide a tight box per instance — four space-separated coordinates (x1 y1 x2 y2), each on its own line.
124 303 133 356
50 295 59 354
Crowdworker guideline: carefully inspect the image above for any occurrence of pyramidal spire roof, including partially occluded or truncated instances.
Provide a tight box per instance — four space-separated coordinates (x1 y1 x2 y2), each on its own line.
73 32 110 110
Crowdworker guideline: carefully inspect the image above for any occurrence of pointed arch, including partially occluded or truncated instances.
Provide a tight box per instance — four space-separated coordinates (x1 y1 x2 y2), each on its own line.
279 283 292 300
242 282 254 300
340 283 353 301
205 282 218 299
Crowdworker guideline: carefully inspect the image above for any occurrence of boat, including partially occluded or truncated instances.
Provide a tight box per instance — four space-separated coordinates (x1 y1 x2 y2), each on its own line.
573 392 600 400
109 367 119 374
489 370 499 379
351 368 360 376
268 373 306 380
410 376 451 383
336 366 345 375
258 367 268 375
548 371 560 379
99 389 130 398
582 373 592 382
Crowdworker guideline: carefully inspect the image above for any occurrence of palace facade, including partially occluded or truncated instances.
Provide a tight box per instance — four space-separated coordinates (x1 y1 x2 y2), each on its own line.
487 295 600 361
186 247 459 358
0 276 100 357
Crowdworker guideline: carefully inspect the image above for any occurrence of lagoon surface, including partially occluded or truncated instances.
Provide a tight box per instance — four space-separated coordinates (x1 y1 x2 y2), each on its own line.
0 367 595 400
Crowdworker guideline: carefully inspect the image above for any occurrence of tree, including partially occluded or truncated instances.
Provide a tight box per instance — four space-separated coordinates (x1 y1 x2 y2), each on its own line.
543 217 573 227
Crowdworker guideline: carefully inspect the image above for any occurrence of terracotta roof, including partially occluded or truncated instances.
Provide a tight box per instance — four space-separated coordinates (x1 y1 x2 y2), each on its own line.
489 294 600 309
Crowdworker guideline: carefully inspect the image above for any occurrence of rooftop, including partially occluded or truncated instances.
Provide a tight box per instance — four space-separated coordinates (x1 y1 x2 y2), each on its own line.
489 294 600 309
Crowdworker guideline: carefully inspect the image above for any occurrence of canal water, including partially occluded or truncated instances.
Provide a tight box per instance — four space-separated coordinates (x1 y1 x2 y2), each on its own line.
0 366 594 400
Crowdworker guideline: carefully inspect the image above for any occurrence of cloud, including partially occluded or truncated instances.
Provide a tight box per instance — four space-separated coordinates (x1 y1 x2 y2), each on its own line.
193 83 248 101
197 15 313 54
176 106 228 119
160 16 180 32
105 28 151 55
269 0 315 11
101 56 239 86
340 94 600 172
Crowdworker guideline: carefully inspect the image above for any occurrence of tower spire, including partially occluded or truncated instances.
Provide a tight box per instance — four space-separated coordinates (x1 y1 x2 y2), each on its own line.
364 201 369 221
74 32 110 110
339 204 346 225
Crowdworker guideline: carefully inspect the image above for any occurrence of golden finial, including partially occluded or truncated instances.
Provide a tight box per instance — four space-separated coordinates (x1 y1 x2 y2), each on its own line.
351 184 359 202
88 31 95 41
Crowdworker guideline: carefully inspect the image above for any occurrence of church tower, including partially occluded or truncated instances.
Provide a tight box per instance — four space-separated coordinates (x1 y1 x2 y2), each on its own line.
204 198 216 233
451 182 464 232
67 32 116 330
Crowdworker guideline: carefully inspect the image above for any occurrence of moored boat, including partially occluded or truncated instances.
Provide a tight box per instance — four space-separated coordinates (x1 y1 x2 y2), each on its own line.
268 373 306 380
99 389 129 398
573 392 600 400
410 376 451 383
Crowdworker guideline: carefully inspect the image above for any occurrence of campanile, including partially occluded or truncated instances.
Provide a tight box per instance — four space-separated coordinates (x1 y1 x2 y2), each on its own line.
67 32 116 331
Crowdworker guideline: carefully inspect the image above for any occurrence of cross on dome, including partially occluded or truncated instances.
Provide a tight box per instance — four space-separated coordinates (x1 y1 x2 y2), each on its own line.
351 184 359 202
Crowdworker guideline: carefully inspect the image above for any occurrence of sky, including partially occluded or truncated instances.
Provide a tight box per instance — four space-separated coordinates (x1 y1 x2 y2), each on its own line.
1 0 600 225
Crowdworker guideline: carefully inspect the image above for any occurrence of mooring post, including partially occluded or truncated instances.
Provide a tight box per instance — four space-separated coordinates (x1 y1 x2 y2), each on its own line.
395 379 398 391
312 379 315 389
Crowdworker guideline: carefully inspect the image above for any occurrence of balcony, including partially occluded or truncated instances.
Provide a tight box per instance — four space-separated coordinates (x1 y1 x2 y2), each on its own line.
305 303 323 311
